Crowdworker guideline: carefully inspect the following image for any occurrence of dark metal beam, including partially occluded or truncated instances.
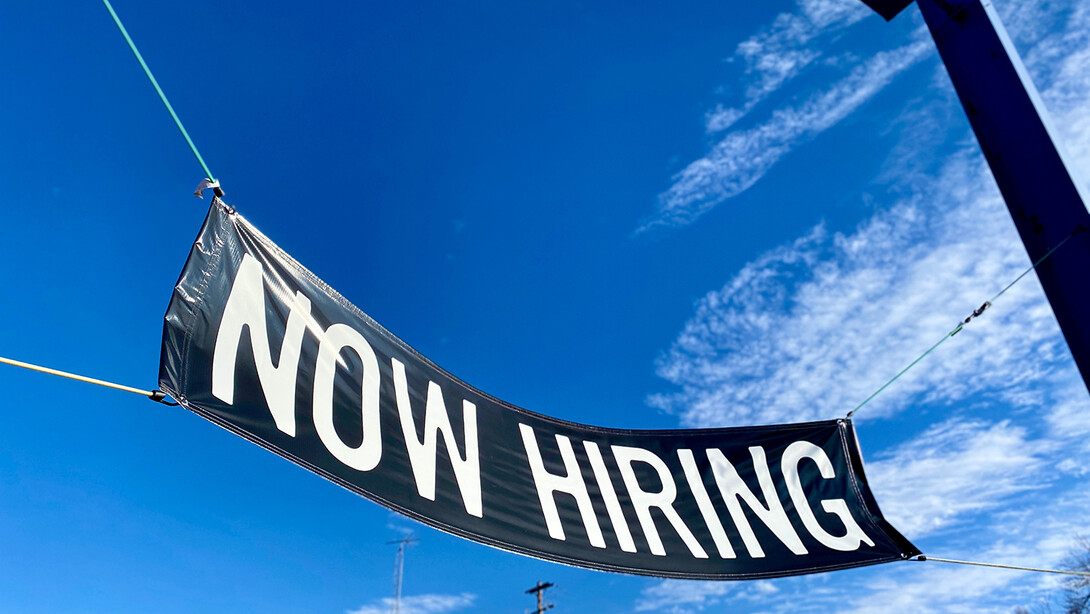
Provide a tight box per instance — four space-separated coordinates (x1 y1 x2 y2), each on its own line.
859 0 915 20
914 0 1090 393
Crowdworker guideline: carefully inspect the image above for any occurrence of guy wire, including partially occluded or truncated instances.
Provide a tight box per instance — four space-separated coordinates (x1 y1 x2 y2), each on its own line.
847 231 1077 418
918 555 1090 578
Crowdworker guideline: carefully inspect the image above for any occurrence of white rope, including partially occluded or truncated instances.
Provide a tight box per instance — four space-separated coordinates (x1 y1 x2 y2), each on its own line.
920 556 1090 577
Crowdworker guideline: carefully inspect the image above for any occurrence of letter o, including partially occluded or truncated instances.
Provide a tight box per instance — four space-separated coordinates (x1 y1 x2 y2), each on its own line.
313 323 382 471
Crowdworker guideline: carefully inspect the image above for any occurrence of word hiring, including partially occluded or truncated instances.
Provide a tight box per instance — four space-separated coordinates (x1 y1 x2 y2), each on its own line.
520 426 875 559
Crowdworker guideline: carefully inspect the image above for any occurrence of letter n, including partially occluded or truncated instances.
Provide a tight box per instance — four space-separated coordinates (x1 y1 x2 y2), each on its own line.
212 253 312 436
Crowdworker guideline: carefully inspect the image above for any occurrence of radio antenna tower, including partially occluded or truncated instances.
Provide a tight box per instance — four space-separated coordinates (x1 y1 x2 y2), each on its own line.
525 581 555 614
386 534 418 614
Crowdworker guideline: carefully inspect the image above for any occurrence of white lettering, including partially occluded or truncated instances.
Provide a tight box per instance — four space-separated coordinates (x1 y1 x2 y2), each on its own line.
312 323 382 471
707 447 807 558
612 445 707 558
519 425 605 548
781 441 875 551
391 358 482 517
677 449 736 559
212 254 311 437
583 441 637 553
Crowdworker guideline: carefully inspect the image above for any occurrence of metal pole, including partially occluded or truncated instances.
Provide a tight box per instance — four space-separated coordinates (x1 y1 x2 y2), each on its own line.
393 542 403 614
860 0 1090 395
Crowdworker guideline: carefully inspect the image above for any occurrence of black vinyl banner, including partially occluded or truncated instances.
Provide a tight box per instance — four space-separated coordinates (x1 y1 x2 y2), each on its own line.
159 200 919 579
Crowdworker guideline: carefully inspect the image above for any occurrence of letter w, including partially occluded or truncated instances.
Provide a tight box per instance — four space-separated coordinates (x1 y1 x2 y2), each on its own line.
392 358 482 518
212 254 312 437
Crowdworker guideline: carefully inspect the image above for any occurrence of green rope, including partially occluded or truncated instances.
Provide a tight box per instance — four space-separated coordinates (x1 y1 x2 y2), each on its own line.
101 0 215 183
846 327 957 418
983 232 1075 307
847 232 1078 418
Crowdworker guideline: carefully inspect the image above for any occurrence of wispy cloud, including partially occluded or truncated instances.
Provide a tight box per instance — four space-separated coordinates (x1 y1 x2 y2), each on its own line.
844 484 1090 613
647 149 1059 427
706 0 873 133
867 419 1049 537
634 0 934 234
647 0 1090 427
347 593 475 614
386 512 420 536
637 1 1090 612
1032 2 1090 183
634 581 731 613
639 39 929 234
635 579 777 614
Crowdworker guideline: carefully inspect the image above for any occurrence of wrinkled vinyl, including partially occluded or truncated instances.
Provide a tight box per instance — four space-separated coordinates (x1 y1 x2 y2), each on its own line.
159 200 919 579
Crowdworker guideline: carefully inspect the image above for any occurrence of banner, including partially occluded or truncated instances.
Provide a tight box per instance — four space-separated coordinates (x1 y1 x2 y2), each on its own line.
159 200 919 579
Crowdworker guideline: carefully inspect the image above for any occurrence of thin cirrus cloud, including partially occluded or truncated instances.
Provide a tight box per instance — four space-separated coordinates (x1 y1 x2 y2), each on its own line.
635 1 1090 612
346 593 476 614
635 579 778 613
637 39 930 235
705 0 872 133
647 0 1090 430
867 419 1050 538
634 581 730 613
841 483 1090 613
805 488 1090 614
646 149 1067 428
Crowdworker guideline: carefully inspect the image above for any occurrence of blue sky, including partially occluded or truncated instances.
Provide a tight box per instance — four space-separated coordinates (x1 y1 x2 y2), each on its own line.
1 0 1088 612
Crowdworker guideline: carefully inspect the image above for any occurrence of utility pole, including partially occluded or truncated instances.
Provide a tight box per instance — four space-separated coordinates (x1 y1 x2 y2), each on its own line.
386 535 418 614
525 581 555 614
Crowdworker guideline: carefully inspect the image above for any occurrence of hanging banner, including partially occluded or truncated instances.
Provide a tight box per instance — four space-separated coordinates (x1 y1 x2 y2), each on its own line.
159 200 919 579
